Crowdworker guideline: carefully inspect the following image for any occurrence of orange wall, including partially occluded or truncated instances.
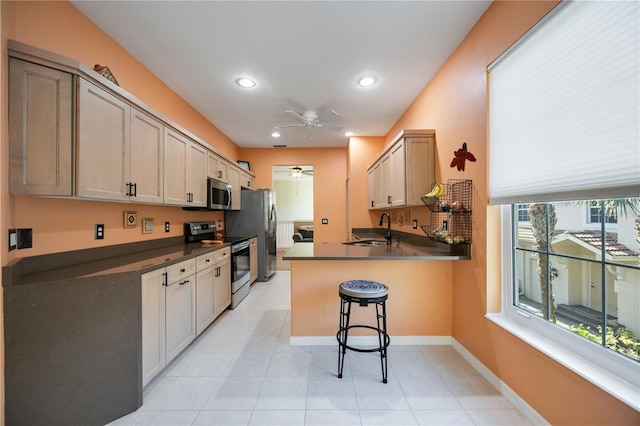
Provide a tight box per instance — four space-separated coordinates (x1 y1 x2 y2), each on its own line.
1 0 239 261
386 1 639 424
238 147 347 243
291 260 452 337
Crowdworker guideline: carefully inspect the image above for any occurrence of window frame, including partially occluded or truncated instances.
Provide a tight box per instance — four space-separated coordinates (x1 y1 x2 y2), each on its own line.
486 205 640 411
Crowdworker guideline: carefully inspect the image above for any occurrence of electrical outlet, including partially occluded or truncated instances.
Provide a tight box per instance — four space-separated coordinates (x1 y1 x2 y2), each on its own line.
8 229 17 251
95 224 104 240
412 219 418 229
165 222 170 232
17 228 32 249
322 218 328 225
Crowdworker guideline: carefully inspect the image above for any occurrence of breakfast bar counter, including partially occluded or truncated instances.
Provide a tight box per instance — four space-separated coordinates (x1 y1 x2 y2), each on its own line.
284 230 470 345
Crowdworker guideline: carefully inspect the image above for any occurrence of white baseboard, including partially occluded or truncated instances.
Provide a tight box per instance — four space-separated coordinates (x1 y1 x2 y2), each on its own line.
289 335 451 346
451 338 549 426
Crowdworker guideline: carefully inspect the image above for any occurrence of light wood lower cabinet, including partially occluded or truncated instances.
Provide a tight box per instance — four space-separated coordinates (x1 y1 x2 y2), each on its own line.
142 250 230 386
141 258 196 387
165 271 196 362
214 254 231 318
195 247 230 335
141 268 166 387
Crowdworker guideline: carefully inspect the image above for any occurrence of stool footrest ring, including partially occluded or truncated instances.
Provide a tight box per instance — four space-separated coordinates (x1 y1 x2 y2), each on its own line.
336 325 390 353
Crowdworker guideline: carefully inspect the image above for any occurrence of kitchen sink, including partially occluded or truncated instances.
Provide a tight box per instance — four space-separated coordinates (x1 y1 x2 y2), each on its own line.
342 239 388 247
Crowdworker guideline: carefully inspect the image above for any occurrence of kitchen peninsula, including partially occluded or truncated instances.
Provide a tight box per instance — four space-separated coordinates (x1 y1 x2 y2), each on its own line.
284 230 470 344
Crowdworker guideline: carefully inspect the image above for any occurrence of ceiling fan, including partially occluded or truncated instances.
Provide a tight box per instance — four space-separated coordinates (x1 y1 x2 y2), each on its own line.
289 166 313 178
276 110 343 135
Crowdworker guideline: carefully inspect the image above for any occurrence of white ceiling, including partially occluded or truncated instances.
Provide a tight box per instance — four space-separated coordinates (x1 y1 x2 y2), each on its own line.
70 1 491 149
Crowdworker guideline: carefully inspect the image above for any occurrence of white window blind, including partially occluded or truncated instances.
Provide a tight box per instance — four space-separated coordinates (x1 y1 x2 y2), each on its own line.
488 0 640 205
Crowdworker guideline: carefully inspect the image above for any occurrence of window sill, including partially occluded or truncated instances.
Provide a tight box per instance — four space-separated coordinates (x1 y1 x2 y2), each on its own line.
486 312 640 412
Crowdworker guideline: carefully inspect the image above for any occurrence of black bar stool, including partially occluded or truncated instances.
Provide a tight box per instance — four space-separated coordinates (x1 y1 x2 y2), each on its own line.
336 279 390 383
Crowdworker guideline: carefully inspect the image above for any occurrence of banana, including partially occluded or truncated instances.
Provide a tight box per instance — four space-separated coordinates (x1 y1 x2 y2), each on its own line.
424 182 445 198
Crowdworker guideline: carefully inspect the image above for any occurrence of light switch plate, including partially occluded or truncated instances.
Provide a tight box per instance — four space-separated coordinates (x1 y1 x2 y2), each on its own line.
165 222 170 232
322 218 328 225
412 219 418 229
8 229 17 251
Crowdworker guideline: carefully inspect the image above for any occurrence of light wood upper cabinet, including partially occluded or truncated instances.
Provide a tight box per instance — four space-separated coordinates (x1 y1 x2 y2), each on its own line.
8 42 255 208
188 142 207 207
130 109 164 204
367 130 435 210
228 167 241 210
77 79 130 201
240 171 254 189
163 128 189 206
207 152 228 183
164 128 207 207
9 58 74 196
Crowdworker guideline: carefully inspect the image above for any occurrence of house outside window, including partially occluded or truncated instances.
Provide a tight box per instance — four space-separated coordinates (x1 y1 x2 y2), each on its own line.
588 200 618 224
512 200 639 362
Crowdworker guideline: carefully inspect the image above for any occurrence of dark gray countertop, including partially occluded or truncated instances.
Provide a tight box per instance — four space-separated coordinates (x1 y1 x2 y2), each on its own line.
2 237 239 287
283 229 470 261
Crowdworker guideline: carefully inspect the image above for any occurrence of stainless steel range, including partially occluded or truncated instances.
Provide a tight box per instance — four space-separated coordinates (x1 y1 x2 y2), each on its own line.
184 221 251 309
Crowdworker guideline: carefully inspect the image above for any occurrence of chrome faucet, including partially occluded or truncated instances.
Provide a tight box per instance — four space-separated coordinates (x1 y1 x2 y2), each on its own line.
379 212 392 245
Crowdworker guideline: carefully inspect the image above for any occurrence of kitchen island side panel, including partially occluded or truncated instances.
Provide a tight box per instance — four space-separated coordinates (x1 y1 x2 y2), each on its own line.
4 272 142 425
290 260 453 337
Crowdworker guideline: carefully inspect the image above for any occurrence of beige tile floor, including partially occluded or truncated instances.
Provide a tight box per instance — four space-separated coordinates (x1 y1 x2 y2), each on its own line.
110 271 530 426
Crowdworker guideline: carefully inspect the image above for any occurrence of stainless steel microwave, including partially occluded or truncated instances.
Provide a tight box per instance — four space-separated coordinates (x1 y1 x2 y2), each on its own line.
208 177 232 210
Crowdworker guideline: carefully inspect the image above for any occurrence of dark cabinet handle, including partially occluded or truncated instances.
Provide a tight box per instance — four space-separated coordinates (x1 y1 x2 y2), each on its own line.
180 268 186 273
205 258 210 263
179 279 189 286
162 272 168 286
132 182 137 197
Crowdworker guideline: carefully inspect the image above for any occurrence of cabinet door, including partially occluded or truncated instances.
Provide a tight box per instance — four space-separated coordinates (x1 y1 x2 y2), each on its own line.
207 152 228 182
249 238 258 283
163 128 189 205
405 136 435 206
165 275 196 363
389 140 406 206
77 79 130 200
241 171 253 189
214 258 231 318
188 142 207 207
9 58 73 196
228 168 241 210
372 161 384 208
380 153 392 207
141 268 166 387
130 108 164 204
196 266 215 335
367 167 376 210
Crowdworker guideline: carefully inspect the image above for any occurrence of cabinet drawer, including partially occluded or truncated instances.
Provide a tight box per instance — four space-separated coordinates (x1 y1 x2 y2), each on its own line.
213 247 230 263
166 259 196 283
196 252 215 271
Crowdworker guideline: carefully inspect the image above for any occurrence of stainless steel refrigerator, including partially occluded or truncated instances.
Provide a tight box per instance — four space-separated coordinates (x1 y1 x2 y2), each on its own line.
225 189 277 281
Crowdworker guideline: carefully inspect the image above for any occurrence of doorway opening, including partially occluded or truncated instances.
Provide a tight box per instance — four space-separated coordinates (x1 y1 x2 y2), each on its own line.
272 165 314 250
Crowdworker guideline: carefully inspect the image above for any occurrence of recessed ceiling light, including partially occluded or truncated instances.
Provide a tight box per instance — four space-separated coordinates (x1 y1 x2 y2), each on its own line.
236 77 256 88
345 131 354 137
357 76 376 87
271 132 281 138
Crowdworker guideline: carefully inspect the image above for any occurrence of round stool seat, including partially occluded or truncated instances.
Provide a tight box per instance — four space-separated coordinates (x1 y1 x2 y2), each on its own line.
339 280 388 299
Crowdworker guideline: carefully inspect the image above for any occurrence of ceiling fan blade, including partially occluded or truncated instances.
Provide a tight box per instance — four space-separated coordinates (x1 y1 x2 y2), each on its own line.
275 123 306 129
315 123 343 132
285 110 307 123
316 110 338 123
